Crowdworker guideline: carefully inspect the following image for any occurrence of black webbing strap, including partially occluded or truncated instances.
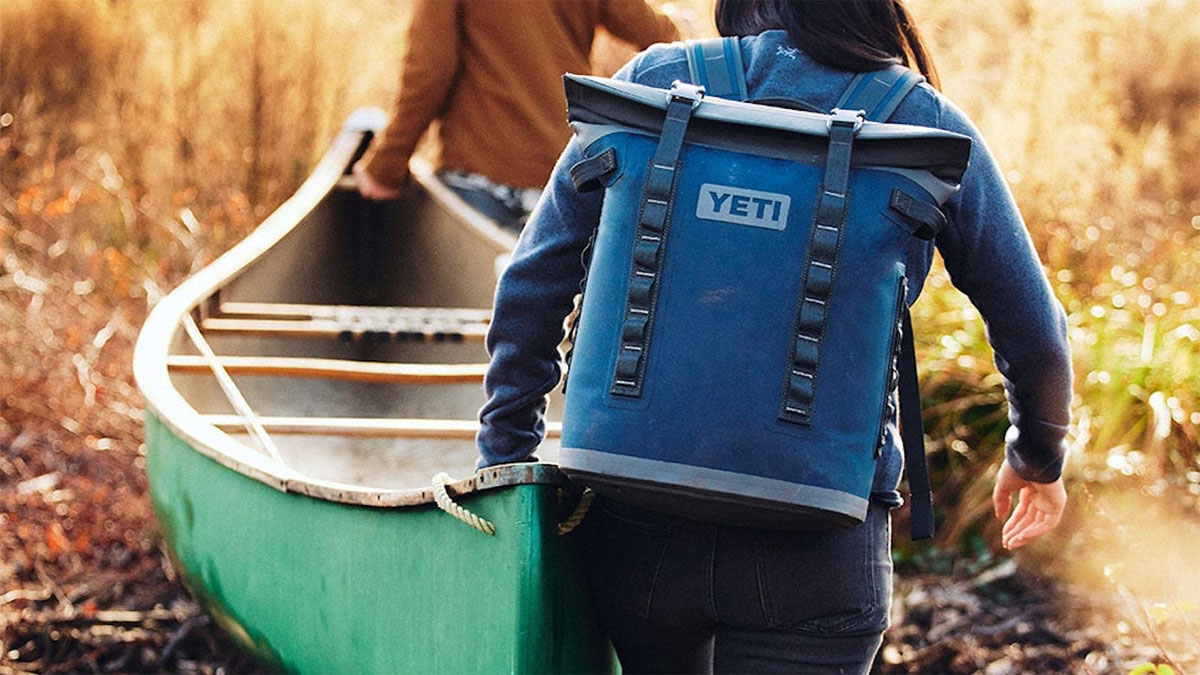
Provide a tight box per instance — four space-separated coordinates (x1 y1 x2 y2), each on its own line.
779 109 864 424
611 82 703 397
685 37 748 101
835 64 925 121
899 311 934 540
569 148 617 193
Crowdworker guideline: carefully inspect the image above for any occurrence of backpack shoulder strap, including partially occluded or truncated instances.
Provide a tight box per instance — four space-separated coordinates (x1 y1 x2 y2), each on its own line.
685 37 748 101
835 64 925 122
838 63 934 540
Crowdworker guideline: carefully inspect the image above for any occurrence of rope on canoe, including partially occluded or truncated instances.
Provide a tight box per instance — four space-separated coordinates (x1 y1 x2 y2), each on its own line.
556 488 595 536
431 472 495 536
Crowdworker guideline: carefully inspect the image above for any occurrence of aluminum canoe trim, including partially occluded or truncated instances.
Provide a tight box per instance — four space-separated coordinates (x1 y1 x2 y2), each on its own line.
558 447 870 520
132 109 550 507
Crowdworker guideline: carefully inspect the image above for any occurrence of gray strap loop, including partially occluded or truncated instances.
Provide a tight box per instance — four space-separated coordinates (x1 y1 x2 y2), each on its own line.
898 311 934 540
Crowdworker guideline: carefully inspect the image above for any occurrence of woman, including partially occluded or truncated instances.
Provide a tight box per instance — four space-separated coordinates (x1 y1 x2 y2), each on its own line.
476 1 1071 672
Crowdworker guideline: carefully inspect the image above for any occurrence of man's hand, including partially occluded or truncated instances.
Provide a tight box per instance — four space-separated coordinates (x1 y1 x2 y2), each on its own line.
993 459 1067 550
353 161 403 201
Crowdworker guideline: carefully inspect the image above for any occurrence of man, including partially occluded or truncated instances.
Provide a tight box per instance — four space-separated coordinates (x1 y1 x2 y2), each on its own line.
355 0 681 231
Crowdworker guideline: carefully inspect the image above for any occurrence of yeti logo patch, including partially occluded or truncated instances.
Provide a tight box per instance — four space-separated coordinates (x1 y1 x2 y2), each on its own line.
696 184 790 230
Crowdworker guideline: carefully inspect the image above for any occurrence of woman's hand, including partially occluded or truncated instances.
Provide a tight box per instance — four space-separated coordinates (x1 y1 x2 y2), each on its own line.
353 160 403 201
992 459 1067 550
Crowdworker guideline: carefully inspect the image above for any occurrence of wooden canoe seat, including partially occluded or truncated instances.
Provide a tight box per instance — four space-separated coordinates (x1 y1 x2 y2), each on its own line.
167 355 488 384
202 414 563 439
202 303 491 342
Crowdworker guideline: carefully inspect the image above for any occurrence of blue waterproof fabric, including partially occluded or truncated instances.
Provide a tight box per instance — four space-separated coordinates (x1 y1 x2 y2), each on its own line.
557 89 962 519
476 31 1073 506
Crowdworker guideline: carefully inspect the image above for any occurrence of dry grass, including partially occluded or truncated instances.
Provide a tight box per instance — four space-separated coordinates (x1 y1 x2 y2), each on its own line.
2 0 1200 670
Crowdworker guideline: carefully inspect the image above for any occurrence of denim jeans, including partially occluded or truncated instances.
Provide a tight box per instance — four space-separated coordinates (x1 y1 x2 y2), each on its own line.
576 497 893 674
438 169 539 233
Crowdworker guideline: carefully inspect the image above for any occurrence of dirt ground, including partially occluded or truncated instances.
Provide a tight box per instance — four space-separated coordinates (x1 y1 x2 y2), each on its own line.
1 411 1196 674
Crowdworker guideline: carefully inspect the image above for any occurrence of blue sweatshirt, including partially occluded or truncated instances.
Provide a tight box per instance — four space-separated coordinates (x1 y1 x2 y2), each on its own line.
475 30 1073 504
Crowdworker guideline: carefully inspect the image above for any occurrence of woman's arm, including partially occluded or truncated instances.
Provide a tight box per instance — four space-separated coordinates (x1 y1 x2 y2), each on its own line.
994 459 1067 549
476 54 646 467
934 97 1073 547
935 97 1074 483
475 138 604 466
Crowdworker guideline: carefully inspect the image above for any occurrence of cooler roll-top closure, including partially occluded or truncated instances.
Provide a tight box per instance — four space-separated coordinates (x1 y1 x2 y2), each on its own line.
564 75 971 184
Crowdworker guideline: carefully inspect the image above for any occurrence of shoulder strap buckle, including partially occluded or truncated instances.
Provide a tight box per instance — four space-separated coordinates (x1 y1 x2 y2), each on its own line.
827 108 865 133
668 81 705 110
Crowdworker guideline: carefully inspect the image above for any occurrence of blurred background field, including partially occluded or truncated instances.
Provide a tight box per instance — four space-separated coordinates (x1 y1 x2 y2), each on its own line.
1 0 1199 672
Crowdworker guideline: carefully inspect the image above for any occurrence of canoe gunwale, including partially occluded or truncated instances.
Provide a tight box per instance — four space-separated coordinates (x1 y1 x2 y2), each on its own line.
269 460 565 508
133 109 551 508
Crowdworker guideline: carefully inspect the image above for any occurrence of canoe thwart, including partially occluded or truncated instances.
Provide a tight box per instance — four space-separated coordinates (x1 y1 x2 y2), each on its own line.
202 414 563 439
220 300 492 321
209 303 492 343
167 354 488 384
218 301 493 324
200 315 488 343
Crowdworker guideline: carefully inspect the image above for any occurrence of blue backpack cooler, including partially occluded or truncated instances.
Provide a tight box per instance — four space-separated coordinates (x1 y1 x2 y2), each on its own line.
559 38 972 539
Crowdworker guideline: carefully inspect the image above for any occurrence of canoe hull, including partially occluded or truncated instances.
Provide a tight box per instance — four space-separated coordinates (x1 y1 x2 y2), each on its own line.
145 413 614 673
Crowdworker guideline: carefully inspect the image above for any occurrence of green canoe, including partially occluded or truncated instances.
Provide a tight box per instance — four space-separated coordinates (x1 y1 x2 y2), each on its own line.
133 110 614 673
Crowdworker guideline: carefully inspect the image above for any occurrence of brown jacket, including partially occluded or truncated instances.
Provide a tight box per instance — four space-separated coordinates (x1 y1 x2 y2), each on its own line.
363 0 680 190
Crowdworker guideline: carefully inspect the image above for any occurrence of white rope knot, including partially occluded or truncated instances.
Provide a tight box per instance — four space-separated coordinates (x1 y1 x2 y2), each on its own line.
431 472 496 536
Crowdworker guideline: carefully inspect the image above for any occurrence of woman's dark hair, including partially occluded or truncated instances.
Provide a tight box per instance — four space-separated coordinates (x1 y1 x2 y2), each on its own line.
715 0 940 89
